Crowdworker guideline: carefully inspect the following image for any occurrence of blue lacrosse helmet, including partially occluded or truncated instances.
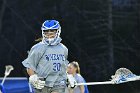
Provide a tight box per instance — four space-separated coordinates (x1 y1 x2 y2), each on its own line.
41 20 61 44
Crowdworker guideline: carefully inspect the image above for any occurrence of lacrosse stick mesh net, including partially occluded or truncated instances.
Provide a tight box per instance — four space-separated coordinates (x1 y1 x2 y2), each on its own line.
5 65 14 76
111 68 136 84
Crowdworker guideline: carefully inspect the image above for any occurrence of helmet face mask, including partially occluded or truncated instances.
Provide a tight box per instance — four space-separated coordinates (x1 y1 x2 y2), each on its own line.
43 29 57 39
41 20 61 44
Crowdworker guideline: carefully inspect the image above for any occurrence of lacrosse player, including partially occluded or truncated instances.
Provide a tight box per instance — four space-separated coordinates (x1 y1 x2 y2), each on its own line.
22 20 69 93
67 61 89 93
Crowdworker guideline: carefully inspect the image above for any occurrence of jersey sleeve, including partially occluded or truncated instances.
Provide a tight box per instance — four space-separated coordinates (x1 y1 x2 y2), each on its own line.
22 46 40 72
77 74 85 83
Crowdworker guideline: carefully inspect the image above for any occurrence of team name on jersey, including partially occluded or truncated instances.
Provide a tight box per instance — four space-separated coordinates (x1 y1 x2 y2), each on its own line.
45 54 65 61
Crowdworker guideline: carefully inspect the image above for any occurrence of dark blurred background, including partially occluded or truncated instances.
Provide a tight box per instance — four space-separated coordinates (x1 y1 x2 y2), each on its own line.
0 0 140 93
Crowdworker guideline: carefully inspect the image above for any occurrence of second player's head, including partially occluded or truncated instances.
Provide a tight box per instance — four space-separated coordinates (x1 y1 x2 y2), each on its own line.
41 20 61 45
67 61 80 75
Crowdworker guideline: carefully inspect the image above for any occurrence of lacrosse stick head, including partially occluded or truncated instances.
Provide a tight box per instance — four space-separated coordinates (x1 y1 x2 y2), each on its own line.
111 68 136 84
5 65 14 76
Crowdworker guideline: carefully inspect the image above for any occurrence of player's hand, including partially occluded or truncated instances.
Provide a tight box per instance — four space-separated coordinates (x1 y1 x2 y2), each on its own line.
67 74 77 88
29 74 45 89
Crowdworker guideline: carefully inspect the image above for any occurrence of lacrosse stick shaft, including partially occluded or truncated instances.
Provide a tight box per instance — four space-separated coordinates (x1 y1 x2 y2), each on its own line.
77 68 140 86
76 81 114 86
1 75 7 85
76 76 140 86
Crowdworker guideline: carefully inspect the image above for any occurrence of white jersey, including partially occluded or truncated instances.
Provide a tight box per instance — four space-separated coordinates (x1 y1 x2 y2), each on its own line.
22 38 69 87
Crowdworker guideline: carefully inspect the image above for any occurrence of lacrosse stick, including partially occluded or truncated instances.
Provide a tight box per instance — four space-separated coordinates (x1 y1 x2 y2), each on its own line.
1 65 14 85
76 68 140 86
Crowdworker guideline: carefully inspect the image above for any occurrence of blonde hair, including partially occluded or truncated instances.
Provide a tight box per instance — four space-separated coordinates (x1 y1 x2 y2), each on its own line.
35 37 42 42
70 61 80 74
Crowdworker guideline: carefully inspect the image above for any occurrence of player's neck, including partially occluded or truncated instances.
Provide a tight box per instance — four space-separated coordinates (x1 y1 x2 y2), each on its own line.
72 72 76 76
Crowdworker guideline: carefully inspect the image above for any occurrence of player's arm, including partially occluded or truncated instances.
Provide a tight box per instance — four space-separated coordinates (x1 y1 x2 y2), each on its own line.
79 85 85 93
22 46 45 89
27 68 35 76
77 75 85 93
